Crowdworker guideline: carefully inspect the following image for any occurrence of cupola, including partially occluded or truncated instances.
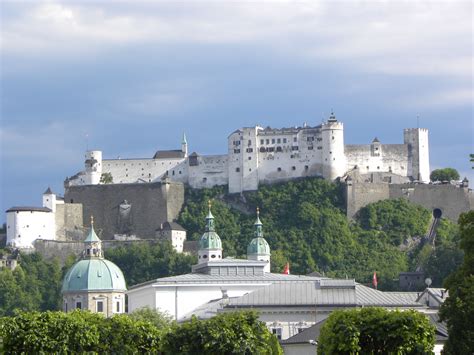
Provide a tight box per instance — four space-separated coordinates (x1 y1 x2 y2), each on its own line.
198 201 222 263
247 208 271 272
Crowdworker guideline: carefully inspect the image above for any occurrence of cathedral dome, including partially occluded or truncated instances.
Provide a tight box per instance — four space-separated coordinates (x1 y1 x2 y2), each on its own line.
62 258 126 293
247 237 270 255
199 231 222 250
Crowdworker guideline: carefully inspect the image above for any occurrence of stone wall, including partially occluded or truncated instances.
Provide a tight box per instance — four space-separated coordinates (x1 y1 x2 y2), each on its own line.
55 203 84 241
346 180 473 222
64 181 184 240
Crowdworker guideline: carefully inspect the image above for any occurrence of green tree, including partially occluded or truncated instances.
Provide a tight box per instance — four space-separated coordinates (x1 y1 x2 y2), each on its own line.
430 168 460 182
128 306 173 329
106 241 196 286
100 172 113 184
318 308 435 354
161 311 282 354
439 210 474 354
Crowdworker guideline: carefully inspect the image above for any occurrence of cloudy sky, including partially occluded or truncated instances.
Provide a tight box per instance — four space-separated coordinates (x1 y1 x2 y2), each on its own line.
1 0 472 222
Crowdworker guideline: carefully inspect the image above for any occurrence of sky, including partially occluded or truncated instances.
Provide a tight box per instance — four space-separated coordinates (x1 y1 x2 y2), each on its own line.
1 0 473 223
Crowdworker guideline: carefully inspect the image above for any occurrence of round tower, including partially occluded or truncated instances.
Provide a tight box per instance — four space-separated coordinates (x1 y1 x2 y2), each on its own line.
84 150 102 185
62 217 126 316
247 208 271 272
321 112 346 180
198 201 222 263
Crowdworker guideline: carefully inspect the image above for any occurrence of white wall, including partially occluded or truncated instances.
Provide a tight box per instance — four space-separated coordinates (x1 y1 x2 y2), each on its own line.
6 210 55 248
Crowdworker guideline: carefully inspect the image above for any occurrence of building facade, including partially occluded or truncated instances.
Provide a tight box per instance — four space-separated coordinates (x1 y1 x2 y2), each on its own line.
66 114 430 193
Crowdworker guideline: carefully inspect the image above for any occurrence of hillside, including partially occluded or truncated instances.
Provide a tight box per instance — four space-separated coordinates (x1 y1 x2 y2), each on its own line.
177 177 462 290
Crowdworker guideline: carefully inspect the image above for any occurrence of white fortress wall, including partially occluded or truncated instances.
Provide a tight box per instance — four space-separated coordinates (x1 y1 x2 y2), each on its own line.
228 130 244 193
188 154 228 189
103 158 185 184
7 210 56 248
345 144 410 177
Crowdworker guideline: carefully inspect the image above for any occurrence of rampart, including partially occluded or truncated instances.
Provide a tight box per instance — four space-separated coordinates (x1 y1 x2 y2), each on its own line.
64 181 184 240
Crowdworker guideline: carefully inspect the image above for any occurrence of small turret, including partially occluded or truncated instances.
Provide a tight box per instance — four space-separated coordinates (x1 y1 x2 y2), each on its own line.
181 133 188 158
83 216 103 259
247 208 271 272
198 201 222 263
42 187 56 213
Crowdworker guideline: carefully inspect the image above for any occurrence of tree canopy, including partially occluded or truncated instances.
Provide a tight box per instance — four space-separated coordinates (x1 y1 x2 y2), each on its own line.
317 307 435 354
430 168 460 182
439 210 474 354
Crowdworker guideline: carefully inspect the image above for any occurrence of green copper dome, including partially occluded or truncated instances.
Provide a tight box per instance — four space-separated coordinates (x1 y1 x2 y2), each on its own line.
247 208 270 255
62 259 126 292
199 202 222 251
247 237 270 255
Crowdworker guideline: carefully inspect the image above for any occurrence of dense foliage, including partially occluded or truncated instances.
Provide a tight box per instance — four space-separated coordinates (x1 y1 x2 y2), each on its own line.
317 307 435 354
430 168 460 182
106 241 196 286
0 252 69 316
161 311 282 354
177 178 459 289
0 310 281 354
439 211 474 354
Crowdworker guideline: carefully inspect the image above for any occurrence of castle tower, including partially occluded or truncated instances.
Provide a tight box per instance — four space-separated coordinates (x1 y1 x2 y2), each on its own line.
321 112 346 180
62 217 126 317
198 201 222 263
247 208 271 273
403 128 430 183
84 150 102 185
181 133 188 158
42 187 57 213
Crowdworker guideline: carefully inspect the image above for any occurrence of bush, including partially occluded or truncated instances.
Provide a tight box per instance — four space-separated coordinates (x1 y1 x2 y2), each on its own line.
430 168 460 182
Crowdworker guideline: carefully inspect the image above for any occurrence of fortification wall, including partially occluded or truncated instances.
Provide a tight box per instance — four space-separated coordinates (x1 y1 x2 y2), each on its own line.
346 181 473 222
64 181 184 240
55 204 84 241
345 182 390 219
345 144 409 177
389 184 473 221
188 155 228 189
103 158 185 184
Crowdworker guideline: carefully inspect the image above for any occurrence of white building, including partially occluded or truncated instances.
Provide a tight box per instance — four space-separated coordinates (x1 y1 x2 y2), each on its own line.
66 114 430 193
126 205 444 346
6 187 83 249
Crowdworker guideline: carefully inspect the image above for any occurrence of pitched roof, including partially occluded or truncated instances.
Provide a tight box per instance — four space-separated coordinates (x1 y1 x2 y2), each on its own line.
157 221 186 231
280 318 327 344
43 187 53 194
153 150 185 159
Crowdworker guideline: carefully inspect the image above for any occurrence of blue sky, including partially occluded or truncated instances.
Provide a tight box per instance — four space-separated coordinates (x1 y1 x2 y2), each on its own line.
1 1 472 223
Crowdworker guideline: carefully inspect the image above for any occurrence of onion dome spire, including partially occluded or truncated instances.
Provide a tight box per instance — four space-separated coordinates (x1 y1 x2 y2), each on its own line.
83 216 103 259
254 207 263 237
205 200 215 232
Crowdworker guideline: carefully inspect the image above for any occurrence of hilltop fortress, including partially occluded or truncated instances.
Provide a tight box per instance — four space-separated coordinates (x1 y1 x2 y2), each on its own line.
6 114 472 254
66 113 430 192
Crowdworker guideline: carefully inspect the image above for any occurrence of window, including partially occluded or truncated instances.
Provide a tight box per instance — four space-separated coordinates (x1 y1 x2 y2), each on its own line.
116 301 121 313
76 302 82 310
277 138 281 143
248 140 252 146
317 146 322 150
305 165 309 170
260 139 264 144
272 328 282 340
246 148 253 153
266 139 270 144
267 147 275 152
293 137 297 142
276 146 282 152
277 167 282 172
248 157 251 160
203 177 207 182
234 149 240 154
292 166 296 171
97 301 104 313
272 138 275 144
308 146 313 150
292 146 299 151
283 138 287 143
259 147 266 152
211 254 216 258
236 168 240 172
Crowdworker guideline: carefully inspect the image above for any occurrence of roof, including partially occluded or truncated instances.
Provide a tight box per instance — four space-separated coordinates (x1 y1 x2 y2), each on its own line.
372 137 380 143
416 288 449 305
84 226 101 243
247 237 270 255
199 231 222 250
62 259 126 292
280 318 327 344
183 240 199 254
153 150 185 159
157 221 186 232
225 281 424 308
6 206 52 213
129 272 322 290
43 187 53 194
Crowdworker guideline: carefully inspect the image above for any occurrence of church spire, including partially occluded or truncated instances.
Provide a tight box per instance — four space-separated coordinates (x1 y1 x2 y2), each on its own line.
205 200 215 232
83 216 103 259
254 207 263 238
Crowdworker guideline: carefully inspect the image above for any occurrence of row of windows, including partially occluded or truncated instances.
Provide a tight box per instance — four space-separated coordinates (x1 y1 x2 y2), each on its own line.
70 300 121 313
236 166 310 173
